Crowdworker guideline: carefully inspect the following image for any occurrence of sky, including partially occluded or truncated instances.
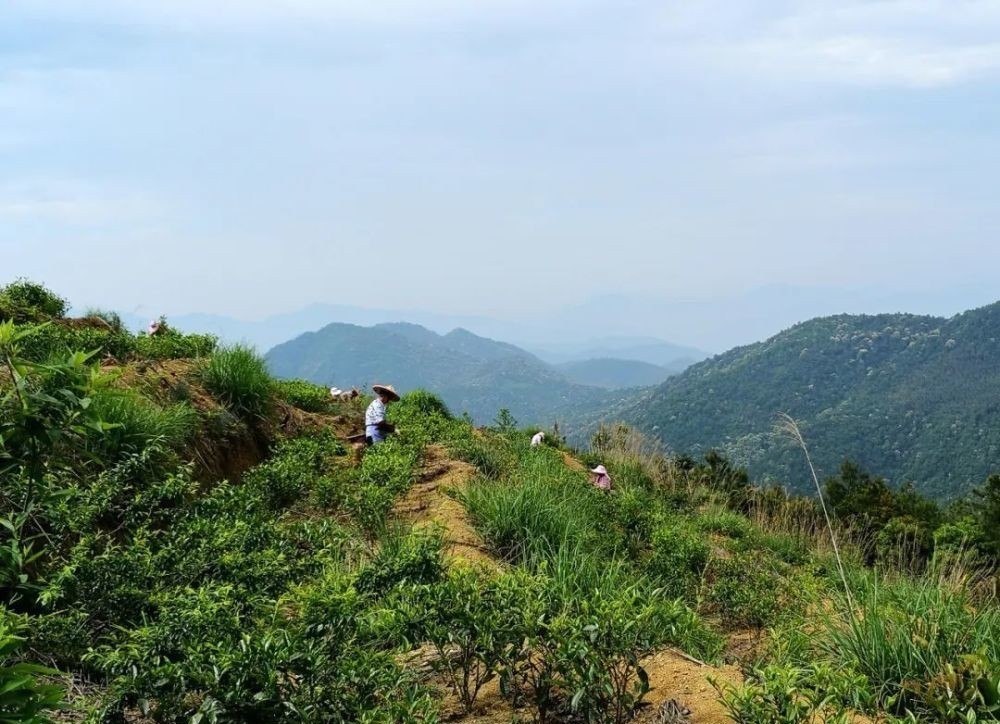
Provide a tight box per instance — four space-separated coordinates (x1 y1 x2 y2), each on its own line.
3 0 1000 342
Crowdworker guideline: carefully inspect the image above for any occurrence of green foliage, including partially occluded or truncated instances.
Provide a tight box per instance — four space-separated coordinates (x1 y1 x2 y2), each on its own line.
714 662 867 724
708 553 793 632
696 507 754 539
88 388 198 461
274 378 332 412
823 573 1000 718
491 408 518 434
134 329 216 360
0 279 67 323
0 612 65 723
461 473 604 564
355 528 444 597
646 520 711 600
415 566 530 713
452 436 515 480
200 345 273 418
0 324 109 485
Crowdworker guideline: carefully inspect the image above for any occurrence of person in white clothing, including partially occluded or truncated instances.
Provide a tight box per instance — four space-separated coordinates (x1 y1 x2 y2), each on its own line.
365 384 400 445
531 431 545 447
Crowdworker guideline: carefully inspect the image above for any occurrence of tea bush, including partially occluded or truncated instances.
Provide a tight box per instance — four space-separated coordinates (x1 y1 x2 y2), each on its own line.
0 611 66 722
708 553 792 632
714 662 867 724
274 378 331 412
646 520 711 600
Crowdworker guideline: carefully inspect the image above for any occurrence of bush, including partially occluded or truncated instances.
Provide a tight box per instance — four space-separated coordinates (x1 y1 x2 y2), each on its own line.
453 436 515 480
0 611 66 722
355 528 444 597
416 566 530 713
714 662 868 724
201 345 273 418
0 279 67 322
135 330 217 360
696 508 754 539
708 553 790 632
647 521 711 600
274 379 331 412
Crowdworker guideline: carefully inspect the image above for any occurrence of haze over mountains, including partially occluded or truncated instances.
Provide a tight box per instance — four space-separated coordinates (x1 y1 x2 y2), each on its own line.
88 284 997 357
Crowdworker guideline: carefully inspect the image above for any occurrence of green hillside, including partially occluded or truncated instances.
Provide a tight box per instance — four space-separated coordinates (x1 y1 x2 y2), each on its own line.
3 280 1000 723
265 322 631 428
626 302 1000 499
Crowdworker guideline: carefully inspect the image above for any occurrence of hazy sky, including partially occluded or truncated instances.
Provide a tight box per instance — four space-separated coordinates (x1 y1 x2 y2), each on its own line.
4 1 1000 324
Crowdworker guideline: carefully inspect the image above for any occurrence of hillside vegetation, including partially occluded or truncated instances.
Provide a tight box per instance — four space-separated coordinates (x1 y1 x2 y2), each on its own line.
265 321 633 428
3 279 1000 724
626 303 1000 499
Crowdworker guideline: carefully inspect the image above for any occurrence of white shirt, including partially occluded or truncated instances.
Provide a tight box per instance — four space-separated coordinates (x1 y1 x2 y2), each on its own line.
531 432 545 447
366 398 386 434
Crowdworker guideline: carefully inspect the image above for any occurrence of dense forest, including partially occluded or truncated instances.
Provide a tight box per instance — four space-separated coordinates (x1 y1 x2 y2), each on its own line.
626 304 1000 500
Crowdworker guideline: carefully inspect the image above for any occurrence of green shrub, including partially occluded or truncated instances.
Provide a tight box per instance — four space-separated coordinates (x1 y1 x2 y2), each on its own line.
714 662 868 724
241 434 342 510
134 329 217 360
355 528 444 598
708 553 790 632
201 345 273 417
646 521 711 600
875 516 934 570
696 508 754 539
274 379 331 412
453 436 515 480
416 566 530 713
460 475 603 564
0 279 67 322
0 611 66 722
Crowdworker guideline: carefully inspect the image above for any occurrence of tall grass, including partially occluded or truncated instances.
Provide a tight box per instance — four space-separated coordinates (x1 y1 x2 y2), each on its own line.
89 389 198 459
460 473 603 564
201 345 273 418
822 570 1000 713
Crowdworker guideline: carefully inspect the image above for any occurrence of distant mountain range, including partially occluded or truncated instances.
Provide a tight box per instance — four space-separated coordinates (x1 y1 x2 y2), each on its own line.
555 358 679 389
624 301 1000 500
264 323 640 427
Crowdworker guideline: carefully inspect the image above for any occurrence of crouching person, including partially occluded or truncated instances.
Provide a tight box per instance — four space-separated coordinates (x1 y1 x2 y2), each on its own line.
365 383 400 445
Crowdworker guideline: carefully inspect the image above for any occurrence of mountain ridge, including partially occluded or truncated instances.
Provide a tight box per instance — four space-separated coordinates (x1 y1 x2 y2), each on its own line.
624 300 1000 499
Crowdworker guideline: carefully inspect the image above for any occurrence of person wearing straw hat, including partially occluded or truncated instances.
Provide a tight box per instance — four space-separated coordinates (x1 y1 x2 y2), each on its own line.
590 464 612 491
365 384 400 445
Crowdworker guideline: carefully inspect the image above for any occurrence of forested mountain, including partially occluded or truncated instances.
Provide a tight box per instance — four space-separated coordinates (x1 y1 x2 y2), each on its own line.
625 302 1000 499
265 322 630 427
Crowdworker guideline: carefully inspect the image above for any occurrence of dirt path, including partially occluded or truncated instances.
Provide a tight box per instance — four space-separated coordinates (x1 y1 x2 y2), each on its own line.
636 650 740 724
394 444 497 568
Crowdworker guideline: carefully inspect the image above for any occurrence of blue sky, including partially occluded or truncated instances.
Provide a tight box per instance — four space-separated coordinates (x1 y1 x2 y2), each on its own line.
3 1 999 333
